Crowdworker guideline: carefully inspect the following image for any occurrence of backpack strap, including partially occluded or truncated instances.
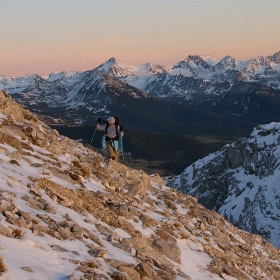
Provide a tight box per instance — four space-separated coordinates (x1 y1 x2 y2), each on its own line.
105 123 119 135
105 123 119 140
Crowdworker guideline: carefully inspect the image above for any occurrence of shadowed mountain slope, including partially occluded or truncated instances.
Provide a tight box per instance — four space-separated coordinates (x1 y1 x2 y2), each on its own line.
53 125 227 175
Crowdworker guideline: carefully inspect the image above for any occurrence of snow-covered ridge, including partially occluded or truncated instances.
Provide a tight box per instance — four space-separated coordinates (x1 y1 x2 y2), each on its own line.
169 122 280 249
1 51 279 93
46 70 84 83
96 51 280 85
1 51 280 126
0 74 44 94
96 57 172 78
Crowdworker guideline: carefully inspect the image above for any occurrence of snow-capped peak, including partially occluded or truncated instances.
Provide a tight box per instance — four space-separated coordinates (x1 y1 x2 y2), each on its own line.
200 55 220 66
96 57 137 78
217 55 237 67
135 62 171 75
46 71 83 83
0 74 44 94
180 54 218 66
271 51 280 64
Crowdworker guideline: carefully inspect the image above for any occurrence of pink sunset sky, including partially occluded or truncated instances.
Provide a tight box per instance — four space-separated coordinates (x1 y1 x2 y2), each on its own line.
1 0 280 77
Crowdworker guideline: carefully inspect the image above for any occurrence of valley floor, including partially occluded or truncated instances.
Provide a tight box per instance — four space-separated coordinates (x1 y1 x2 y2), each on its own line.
124 159 171 177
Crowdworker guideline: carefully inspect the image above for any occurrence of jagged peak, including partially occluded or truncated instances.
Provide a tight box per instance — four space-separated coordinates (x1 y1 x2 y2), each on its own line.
0 73 44 84
98 57 125 68
199 55 219 65
182 54 202 63
47 71 68 80
272 51 280 63
218 55 240 67
136 62 170 74
108 57 117 63
96 57 136 78
46 70 82 82
176 54 218 69
219 55 235 62
242 52 279 69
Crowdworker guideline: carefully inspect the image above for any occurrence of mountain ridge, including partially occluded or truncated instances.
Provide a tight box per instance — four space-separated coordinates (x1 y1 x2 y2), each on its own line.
0 69 255 137
1 51 280 87
168 122 280 249
1 51 280 126
96 51 280 84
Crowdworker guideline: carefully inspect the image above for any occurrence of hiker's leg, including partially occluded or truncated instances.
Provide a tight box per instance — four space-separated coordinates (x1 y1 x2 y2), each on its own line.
106 142 115 159
114 150 120 162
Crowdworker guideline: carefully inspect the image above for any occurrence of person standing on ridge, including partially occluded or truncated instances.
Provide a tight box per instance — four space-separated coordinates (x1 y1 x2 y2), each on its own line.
96 116 124 161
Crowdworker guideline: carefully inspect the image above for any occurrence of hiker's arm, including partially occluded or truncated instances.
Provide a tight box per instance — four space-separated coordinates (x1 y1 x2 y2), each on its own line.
96 118 106 131
96 124 106 131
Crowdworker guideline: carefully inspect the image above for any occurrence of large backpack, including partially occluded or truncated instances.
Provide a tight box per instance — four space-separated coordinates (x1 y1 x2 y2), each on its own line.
97 116 123 152
105 116 121 140
97 116 120 128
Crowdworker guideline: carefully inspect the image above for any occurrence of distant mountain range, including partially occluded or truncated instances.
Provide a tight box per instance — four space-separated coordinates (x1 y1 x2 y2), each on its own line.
0 62 257 137
97 51 280 90
0 51 280 125
96 51 280 123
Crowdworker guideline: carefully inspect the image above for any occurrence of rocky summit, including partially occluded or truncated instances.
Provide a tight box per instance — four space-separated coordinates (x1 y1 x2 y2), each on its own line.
0 89 279 280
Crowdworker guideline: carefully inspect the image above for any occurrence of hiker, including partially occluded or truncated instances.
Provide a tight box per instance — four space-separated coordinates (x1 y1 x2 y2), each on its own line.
96 116 124 161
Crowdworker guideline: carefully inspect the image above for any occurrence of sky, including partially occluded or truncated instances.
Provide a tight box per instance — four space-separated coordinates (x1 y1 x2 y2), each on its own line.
1 0 280 77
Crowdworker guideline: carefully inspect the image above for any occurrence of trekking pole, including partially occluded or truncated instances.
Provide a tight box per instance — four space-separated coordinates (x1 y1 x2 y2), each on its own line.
121 136 125 163
119 138 125 162
90 127 97 146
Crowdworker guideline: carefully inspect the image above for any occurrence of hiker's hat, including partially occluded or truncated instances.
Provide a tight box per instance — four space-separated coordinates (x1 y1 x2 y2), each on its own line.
108 117 115 124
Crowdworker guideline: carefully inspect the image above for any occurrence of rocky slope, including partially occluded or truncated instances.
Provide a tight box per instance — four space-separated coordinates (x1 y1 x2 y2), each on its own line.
169 122 280 250
0 90 279 279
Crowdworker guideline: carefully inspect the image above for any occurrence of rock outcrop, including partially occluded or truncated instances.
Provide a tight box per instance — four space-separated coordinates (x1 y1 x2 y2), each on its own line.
169 122 280 249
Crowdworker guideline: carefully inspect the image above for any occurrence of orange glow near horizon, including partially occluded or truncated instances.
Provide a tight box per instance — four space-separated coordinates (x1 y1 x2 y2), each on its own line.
1 1 280 77
3 45 280 78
